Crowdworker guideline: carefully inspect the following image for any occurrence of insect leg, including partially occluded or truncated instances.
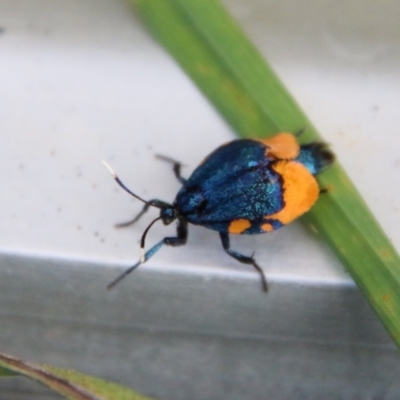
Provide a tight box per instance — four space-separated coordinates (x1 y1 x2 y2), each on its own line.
294 126 307 138
319 186 333 195
116 199 172 228
219 232 268 292
164 218 188 247
107 239 164 290
107 219 188 290
156 154 187 185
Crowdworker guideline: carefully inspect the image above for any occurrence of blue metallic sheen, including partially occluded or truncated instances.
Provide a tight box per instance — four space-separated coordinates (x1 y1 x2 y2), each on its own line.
174 138 333 235
296 143 334 175
175 140 283 233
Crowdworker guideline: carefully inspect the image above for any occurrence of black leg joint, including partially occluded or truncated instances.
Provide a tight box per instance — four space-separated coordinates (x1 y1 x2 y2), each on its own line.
219 232 268 292
164 219 188 247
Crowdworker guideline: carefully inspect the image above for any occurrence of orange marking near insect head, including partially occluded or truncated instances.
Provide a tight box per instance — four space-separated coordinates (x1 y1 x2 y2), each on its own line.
261 222 274 232
229 219 251 234
260 133 300 160
268 160 319 225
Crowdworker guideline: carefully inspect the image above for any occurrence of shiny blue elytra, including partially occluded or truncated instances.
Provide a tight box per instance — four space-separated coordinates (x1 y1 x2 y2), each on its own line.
104 132 334 292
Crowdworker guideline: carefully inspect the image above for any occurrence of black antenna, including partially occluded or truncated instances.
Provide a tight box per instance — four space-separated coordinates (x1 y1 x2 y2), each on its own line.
139 216 162 261
102 160 163 209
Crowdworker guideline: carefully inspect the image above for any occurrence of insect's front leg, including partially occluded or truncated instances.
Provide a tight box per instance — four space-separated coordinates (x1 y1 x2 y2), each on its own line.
164 218 188 246
219 232 268 292
156 154 187 185
116 199 172 228
107 218 188 290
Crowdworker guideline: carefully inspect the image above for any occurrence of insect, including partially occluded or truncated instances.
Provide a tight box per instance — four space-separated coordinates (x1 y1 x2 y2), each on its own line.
104 132 334 292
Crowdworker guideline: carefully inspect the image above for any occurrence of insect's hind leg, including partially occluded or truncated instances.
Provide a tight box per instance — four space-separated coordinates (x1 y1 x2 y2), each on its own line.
116 199 172 228
156 154 187 185
219 232 268 292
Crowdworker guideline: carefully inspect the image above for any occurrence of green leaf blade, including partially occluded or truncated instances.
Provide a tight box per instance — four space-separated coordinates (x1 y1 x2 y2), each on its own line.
133 0 400 346
0 353 156 400
133 0 279 137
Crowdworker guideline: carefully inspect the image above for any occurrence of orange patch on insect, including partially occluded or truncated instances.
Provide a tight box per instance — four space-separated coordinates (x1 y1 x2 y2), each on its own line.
229 219 251 234
268 160 319 225
260 133 300 160
261 222 274 232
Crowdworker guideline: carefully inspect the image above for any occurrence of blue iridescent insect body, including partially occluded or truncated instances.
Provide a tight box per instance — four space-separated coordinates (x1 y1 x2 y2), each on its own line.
105 132 334 292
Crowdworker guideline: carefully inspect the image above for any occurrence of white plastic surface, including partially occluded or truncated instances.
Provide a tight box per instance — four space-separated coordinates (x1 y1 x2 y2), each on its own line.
1 0 399 285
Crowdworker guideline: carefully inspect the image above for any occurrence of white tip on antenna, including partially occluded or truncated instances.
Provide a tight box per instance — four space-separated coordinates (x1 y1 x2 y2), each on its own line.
102 160 117 178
